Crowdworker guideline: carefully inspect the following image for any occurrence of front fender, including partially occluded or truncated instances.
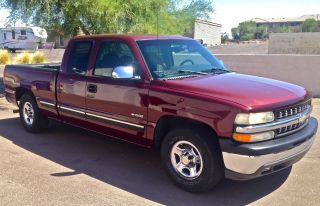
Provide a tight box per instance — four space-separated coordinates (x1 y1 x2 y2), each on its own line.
147 88 240 140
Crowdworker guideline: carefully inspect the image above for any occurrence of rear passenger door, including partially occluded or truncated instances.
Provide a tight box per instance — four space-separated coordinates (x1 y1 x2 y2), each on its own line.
85 40 149 144
57 41 93 126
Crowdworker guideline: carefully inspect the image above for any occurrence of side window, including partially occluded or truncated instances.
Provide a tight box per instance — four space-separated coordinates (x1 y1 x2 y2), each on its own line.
12 30 15 39
94 41 138 78
21 30 26 35
67 41 92 74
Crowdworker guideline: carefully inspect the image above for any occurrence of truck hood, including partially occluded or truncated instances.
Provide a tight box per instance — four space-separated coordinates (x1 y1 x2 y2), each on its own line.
159 73 309 111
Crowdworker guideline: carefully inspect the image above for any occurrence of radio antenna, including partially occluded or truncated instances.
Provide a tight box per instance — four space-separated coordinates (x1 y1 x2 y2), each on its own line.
156 5 159 40
156 3 160 75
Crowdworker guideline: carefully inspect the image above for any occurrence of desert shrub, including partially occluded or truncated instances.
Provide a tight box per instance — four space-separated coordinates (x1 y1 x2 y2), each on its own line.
302 18 318 32
30 51 46 64
240 33 254 41
15 52 31 64
275 26 292 33
0 49 10 65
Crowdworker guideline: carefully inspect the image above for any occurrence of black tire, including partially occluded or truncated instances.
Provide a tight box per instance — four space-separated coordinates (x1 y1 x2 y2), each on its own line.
19 93 49 133
161 127 224 193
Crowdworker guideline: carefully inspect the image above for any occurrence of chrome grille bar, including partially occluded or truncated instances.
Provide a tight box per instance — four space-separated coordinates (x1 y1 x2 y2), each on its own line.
276 101 311 120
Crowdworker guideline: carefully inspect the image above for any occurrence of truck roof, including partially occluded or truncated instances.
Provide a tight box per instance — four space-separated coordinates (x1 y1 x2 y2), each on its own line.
72 34 191 41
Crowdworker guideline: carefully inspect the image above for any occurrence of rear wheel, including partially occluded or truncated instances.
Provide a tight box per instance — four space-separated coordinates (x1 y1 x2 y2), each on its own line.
161 128 224 193
19 94 49 133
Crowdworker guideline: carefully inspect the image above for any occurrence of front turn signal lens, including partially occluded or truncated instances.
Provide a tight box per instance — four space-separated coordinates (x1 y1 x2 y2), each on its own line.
233 131 275 143
233 133 252 142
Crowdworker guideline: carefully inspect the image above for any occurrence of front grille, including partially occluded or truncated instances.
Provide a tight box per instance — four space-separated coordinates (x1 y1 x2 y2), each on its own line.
276 100 311 120
276 120 308 137
275 100 312 137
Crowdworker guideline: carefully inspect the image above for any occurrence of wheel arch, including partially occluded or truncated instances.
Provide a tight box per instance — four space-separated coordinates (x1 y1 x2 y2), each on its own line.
153 115 219 150
15 87 35 104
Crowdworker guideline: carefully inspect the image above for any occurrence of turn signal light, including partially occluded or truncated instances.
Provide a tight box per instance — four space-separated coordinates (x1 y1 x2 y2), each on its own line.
233 133 252 142
233 131 275 143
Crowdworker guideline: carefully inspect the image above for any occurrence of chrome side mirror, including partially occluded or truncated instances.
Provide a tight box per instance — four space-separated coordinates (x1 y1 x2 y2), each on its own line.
112 66 134 79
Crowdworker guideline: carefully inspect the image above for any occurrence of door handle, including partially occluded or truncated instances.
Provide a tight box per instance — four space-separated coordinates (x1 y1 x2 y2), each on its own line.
87 84 97 93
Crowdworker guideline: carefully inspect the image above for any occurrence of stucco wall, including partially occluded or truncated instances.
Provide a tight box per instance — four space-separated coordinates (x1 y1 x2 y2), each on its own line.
193 21 222 46
216 54 320 97
269 32 320 54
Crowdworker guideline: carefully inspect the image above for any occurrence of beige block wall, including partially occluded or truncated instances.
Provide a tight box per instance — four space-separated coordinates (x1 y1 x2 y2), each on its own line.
194 22 222 46
269 32 320 54
216 54 320 97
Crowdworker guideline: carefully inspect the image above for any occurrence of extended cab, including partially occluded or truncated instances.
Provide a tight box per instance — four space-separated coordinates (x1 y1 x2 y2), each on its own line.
3 35 318 192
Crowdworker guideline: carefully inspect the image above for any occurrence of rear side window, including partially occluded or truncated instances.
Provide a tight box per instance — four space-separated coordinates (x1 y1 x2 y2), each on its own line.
67 41 92 74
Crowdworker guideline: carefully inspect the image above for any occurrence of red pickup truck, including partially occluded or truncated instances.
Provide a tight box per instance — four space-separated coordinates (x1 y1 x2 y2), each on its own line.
3 35 318 192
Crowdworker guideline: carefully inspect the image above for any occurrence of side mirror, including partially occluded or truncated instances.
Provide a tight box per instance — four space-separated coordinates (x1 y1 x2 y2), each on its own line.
112 66 134 79
219 60 225 68
72 67 85 75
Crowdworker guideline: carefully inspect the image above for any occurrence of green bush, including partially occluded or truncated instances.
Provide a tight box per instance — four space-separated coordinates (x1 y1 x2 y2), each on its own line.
275 26 292 33
15 52 31 64
0 49 10 65
221 32 229 43
240 33 254 41
302 18 319 32
31 51 46 64
232 21 267 41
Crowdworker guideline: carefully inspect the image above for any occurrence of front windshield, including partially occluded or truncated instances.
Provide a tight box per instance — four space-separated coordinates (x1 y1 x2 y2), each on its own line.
137 39 227 79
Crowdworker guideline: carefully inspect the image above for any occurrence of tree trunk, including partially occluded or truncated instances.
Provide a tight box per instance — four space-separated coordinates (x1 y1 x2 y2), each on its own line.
79 21 91 35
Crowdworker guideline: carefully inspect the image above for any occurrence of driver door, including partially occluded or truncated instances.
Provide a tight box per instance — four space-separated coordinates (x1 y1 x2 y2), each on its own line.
85 40 149 145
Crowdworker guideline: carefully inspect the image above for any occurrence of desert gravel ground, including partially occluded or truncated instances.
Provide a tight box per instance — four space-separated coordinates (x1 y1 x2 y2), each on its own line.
0 94 319 205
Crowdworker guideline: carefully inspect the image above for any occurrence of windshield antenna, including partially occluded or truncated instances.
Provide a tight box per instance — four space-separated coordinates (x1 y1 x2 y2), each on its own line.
156 3 161 75
156 4 159 40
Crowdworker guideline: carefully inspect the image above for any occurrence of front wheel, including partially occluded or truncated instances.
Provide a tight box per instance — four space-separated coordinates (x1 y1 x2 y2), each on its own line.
161 128 224 193
19 94 49 133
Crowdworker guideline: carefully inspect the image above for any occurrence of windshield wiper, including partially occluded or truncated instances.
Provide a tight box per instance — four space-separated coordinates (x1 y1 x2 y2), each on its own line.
201 68 231 74
177 69 207 75
159 69 208 80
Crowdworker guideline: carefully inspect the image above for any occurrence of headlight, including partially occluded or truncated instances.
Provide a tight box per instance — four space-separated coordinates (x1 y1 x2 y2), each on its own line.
235 112 274 125
233 131 275 142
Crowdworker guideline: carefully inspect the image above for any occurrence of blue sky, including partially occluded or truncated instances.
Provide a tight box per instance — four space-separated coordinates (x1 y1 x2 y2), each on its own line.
1 1 320 34
211 0 320 34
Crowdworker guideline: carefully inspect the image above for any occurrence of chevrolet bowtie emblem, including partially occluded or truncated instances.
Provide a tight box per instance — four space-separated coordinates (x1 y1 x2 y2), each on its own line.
299 113 309 124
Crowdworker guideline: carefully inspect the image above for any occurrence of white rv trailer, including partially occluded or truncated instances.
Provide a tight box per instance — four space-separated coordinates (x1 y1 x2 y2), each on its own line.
0 27 47 52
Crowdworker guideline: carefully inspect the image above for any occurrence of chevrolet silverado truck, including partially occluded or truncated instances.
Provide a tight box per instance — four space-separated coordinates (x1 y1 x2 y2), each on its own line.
3 35 318 192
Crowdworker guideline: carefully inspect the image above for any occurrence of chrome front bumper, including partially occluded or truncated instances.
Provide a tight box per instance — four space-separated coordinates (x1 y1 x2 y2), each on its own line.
224 135 314 177
220 117 318 180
